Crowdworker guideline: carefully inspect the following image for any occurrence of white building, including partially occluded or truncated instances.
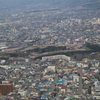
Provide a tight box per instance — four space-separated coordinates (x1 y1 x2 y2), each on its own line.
18 90 27 97
73 75 79 83
95 81 100 92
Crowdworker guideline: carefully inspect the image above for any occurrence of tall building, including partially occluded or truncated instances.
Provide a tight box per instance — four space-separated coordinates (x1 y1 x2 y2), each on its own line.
0 84 13 95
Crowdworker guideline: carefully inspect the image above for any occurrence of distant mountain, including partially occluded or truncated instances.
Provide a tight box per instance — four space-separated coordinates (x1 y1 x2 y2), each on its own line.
0 0 100 10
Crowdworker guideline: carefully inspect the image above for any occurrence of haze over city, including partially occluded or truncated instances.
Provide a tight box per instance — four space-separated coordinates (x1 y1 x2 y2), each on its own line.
0 0 100 100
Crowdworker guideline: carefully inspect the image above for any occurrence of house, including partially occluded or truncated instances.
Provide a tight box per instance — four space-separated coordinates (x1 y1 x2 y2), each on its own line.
44 66 55 73
18 89 27 97
29 92 39 98
94 81 100 92
56 79 67 86
61 86 67 93
57 68 72 73
73 75 79 83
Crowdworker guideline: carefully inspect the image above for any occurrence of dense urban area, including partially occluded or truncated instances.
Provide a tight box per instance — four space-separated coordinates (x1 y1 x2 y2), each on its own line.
0 1 100 100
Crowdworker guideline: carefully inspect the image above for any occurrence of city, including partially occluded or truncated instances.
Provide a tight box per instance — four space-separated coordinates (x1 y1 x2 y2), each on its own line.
0 0 100 100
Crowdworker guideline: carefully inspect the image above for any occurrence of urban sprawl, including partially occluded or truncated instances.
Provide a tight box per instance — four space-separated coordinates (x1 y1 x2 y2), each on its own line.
0 8 100 100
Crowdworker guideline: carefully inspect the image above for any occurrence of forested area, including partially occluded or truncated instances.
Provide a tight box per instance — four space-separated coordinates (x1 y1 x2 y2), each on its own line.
85 43 100 51
27 46 67 53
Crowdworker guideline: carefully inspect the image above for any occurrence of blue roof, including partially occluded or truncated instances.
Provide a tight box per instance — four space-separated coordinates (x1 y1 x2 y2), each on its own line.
41 95 49 98
56 80 65 83
43 93 49 95
62 78 67 81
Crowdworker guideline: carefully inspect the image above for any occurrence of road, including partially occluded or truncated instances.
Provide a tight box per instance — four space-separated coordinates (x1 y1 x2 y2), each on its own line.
50 66 58 100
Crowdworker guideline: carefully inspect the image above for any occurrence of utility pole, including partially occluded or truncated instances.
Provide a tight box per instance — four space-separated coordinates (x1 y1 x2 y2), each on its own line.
79 64 82 100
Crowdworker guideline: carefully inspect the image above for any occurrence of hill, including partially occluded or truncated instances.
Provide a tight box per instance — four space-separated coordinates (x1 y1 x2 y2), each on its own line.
0 0 100 10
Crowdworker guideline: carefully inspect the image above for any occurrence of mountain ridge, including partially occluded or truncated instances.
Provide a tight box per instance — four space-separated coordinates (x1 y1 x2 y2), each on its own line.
0 0 100 10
